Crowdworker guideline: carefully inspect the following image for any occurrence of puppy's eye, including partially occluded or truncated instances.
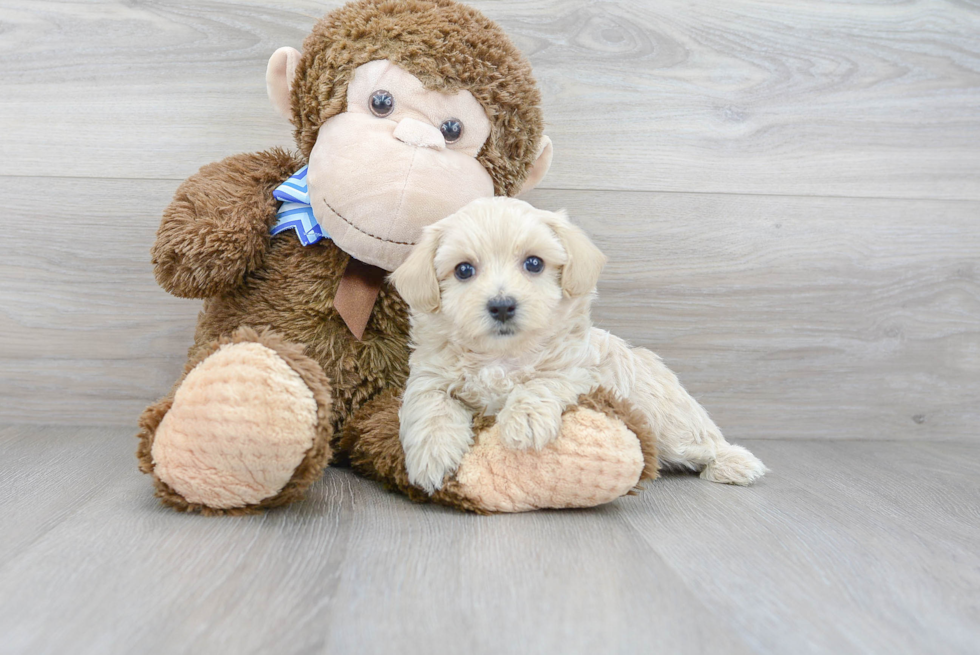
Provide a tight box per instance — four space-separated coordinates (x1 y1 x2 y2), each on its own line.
454 262 476 280
369 90 394 117
523 256 544 274
440 119 463 143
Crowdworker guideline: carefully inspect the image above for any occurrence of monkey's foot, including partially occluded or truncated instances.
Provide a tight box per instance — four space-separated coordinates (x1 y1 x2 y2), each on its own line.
452 396 649 512
342 387 657 513
136 328 333 514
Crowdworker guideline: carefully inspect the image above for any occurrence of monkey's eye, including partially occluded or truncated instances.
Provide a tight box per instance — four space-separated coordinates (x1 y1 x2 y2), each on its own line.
369 90 394 117
524 256 544 274
440 119 463 143
454 262 476 280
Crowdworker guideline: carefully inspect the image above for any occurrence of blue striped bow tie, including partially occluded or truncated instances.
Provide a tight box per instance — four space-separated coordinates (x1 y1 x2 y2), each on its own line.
271 166 330 246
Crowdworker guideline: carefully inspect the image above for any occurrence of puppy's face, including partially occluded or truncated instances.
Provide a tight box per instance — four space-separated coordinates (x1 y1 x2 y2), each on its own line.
391 197 606 354
434 203 566 350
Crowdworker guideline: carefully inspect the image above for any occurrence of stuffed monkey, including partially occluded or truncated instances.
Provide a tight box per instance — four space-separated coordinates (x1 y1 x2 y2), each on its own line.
137 0 661 515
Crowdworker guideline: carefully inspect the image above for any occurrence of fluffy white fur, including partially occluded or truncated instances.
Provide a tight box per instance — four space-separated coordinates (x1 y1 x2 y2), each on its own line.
391 197 767 493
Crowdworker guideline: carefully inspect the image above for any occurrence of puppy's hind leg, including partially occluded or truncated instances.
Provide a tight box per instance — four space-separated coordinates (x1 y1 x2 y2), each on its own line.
627 347 767 485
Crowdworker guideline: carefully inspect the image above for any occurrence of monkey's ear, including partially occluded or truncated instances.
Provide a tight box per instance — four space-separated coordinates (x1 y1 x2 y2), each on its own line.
546 209 607 298
516 136 554 196
390 225 443 313
266 46 302 122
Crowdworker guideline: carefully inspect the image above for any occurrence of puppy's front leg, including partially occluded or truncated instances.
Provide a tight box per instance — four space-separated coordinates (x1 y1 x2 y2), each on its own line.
399 375 475 494
497 378 580 451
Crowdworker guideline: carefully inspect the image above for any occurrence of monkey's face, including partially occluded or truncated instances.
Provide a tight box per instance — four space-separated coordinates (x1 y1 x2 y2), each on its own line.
306 61 495 271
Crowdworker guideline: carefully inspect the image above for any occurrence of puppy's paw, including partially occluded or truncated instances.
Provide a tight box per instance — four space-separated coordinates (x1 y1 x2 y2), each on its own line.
403 422 474 494
700 444 768 486
497 402 563 451
406 457 451 495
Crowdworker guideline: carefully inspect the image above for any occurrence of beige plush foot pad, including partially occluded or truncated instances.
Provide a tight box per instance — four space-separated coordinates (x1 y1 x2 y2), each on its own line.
151 341 320 509
453 407 645 513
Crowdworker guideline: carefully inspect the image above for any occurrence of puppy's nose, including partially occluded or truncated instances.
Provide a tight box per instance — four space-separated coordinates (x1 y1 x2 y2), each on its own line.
487 296 517 323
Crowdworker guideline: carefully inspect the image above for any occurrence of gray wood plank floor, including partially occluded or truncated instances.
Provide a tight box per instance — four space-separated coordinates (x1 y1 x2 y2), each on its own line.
1 426 978 655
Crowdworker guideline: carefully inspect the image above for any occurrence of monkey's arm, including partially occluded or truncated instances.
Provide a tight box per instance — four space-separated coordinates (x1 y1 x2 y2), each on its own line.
341 385 651 514
151 148 305 298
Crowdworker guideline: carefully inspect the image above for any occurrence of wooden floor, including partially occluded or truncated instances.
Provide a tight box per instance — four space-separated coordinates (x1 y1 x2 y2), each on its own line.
2 1 979 653
1 426 978 655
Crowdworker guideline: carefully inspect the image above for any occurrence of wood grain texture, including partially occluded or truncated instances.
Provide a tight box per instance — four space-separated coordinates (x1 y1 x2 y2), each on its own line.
2 3 977 653
1 0 979 198
2 176 977 441
1 0 978 434
0 426 134 563
528 188 980 442
0 176 197 427
620 438 980 654
1 428 978 655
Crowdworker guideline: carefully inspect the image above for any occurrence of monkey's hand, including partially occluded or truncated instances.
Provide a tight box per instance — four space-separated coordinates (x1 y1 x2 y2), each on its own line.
151 148 305 298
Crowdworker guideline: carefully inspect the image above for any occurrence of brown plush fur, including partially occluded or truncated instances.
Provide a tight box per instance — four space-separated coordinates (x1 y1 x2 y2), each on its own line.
290 0 544 196
149 148 412 441
152 148 301 299
137 327 335 515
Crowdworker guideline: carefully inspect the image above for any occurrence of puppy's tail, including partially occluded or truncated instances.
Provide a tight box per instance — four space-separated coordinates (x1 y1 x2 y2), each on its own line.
625 346 767 484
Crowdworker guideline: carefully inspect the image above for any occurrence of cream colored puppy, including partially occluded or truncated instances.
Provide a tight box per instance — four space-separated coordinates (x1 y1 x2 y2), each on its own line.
391 197 767 493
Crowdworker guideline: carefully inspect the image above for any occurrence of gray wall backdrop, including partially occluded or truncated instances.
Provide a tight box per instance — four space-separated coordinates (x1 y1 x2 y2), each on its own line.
1 0 978 440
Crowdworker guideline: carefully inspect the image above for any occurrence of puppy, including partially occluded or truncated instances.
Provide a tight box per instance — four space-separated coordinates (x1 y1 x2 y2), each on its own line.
391 197 767 493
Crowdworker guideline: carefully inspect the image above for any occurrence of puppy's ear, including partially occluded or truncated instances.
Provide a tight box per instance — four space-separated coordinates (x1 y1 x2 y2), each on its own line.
391 224 443 313
546 210 607 297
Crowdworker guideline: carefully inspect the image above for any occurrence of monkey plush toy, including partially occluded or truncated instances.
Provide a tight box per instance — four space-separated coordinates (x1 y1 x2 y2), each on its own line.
137 0 661 514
